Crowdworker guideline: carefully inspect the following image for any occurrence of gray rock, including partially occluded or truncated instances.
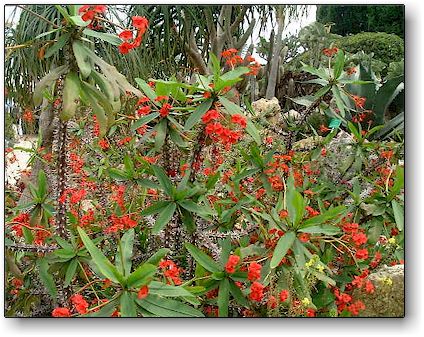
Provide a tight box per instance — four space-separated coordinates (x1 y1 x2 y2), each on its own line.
251 97 281 118
354 264 404 317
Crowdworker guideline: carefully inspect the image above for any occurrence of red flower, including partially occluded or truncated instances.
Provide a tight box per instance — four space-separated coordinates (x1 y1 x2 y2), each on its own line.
119 30 133 41
137 285 149 299
306 309 316 317
279 289 289 302
352 232 368 246
202 109 220 124
249 282 265 302
71 294 89 314
205 122 224 136
52 307 71 317
231 114 247 128
98 138 109 150
323 47 338 57
160 103 172 117
118 41 133 54
267 295 277 309
221 48 238 59
279 210 288 218
155 95 169 102
365 280 375 294
132 16 149 33
352 95 366 109
298 233 310 243
247 262 262 281
355 248 369 260
225 255 240 274
69 189 86 204
321 147 327 156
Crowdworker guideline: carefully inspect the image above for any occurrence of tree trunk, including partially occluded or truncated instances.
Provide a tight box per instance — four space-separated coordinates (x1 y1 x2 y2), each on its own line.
265 10 285 99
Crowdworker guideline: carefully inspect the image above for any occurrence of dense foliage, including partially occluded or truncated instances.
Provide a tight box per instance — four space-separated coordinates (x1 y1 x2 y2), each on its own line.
5 5 404 318
316 5 404 37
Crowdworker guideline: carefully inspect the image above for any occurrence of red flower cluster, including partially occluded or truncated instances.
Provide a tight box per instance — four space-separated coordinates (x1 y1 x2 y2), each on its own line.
98 138 109 150
118 16 149 54
202 109 220 124
10 213 30 237
23 109 34 123
160 259 182 285
104 214 137 234
352 95 366 109
249 282 265 302
69 153 84 174
279 289 289 302
52 307 71 317
247 262 262 281
231 114 247 128
205 121 243 150
71 294 89 314
225 255 240 274
137 285 149 299
323 47 339 57
58 188 86 204
79 5 107 21
160 103 172 117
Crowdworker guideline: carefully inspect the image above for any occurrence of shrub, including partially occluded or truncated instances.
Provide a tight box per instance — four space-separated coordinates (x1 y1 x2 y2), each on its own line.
336 32 404 66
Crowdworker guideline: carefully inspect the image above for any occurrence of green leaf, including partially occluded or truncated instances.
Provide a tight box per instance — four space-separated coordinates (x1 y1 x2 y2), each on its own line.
37 258 57 299
286 183 304 227
44 33 71 59
154 118 167 150
333 49 345 79
314 85 331 99
123 155 135 177
64 258 78 287
169 126 188 148
55 5 71 21
148 281 196 298
217 278 230 317
270 231 296 269
152 165 173 196
388 166 404 201
301 205 346 228
229 280 249 307
332 86 345 118
185 243 221 273
146 248 170 265
120 291 137 317
84 299 118 317
152 202 176 234
392 200 404 231
135 78 157 102
83 29 122 45
215 67 250 91
180 207 196 234
136 179 161 190
299 224 341 235
246 120 262 145
126 263 156 288
77 227 122 284
178 200 210 217
37 170 48 199
72 41 92 78
184 99 213 131
136 295 204 317
309 270 336 286
69 15 90 27
140 201 170 216
116 228 134 277
301 63 329 80
130 112 160 131
33 65 69 106
108 168 131 181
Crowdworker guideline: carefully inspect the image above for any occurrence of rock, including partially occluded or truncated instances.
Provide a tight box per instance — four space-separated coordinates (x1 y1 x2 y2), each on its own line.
293 136 323 151
282 109 301 122
251 97 281 117
354 264 404 317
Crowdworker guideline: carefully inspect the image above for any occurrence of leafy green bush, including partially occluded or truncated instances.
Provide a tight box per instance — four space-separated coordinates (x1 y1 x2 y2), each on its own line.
336 32 404 66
